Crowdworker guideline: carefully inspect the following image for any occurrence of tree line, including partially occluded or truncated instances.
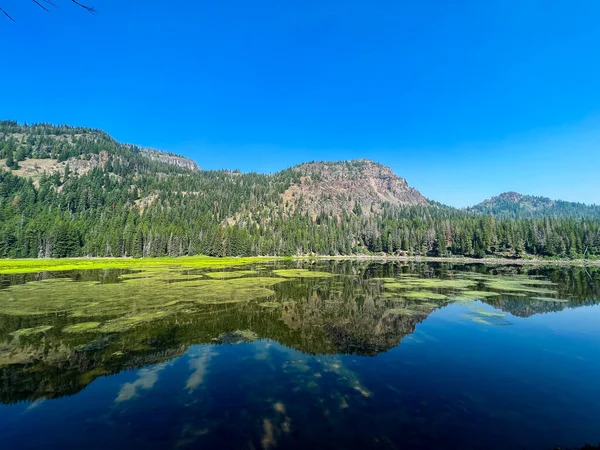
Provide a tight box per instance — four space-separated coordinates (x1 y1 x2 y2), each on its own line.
1 122 599 259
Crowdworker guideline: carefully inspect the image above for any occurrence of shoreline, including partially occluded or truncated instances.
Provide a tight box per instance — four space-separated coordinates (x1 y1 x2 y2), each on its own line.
0 254 598 274
303 255 600 266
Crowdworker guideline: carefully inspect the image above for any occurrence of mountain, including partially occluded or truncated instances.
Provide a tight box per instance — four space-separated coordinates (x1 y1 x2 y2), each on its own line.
283 159 428 219
0 120 198 179
1 120 599 259
471 191 600 219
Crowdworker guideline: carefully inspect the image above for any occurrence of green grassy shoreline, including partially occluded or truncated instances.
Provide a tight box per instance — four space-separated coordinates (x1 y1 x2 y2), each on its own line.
0 254 598 274
0 256 283 274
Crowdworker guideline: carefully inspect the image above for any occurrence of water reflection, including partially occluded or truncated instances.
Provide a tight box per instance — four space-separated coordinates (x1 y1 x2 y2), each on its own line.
0 262 599 449
0 262 598 405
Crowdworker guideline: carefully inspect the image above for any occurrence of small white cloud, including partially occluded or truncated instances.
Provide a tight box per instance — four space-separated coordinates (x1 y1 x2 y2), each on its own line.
185 347 216 393
115 364 167 403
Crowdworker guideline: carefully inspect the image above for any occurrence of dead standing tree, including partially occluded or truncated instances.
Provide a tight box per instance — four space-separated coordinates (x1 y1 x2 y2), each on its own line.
1 0 95 22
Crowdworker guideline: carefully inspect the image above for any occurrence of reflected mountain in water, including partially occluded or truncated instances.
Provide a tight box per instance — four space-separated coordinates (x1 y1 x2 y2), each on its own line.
0 262 598 404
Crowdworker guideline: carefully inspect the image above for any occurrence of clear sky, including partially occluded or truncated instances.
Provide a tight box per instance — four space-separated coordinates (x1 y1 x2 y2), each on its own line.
1 0 599 207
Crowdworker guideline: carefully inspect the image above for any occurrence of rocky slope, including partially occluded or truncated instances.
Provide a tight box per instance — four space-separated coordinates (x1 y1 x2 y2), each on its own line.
282 159 429 219
140 149 199 171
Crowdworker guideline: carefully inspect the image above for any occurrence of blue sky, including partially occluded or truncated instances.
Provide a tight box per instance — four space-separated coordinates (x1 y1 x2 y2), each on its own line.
1 0 599 207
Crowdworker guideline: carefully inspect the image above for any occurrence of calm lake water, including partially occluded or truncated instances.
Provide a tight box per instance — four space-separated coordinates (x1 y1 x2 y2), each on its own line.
0 261 599 449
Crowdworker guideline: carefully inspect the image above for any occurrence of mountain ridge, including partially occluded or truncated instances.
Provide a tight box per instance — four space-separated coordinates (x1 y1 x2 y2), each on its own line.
471 191 600 219
1 121 599 259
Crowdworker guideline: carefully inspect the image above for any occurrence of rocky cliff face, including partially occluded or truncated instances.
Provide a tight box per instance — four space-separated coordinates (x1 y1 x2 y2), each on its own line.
282 159 428 219
141 149 200 172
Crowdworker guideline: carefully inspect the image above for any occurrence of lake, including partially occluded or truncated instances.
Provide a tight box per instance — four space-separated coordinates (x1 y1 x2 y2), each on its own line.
0 260 599 449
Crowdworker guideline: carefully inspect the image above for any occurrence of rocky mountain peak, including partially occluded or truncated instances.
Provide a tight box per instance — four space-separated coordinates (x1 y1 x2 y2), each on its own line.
282 159 428 218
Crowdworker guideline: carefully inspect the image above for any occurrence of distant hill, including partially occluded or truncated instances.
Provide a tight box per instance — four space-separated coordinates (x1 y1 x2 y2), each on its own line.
470 192 600 219
1 121 599 259
0 120 198 181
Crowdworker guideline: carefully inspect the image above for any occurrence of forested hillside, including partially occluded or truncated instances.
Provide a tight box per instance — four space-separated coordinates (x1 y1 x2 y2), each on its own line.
1 121 599 259
471 191 600 219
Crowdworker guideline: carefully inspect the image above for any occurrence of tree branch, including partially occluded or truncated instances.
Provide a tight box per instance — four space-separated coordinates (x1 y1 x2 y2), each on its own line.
33 0 50 12
0 8 15 21
71 0 95 14
1 0 95 21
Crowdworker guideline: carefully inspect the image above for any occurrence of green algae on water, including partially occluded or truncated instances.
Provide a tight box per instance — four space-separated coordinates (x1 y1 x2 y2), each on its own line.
385 308 421 316
62 322 102 333
0 274 286 317
100 311 168 333
482 279 557 295
259 302 281 308
383 277 476 290
0 256 276 275
452 291 502 301
204 270 257 279
403 291 447 300
9 325 53 338
273 269 333 278
472 310 505 318
412 302 439 309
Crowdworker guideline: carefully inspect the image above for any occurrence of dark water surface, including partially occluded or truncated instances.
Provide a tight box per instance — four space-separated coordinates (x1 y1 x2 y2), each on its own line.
0 261 599 449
